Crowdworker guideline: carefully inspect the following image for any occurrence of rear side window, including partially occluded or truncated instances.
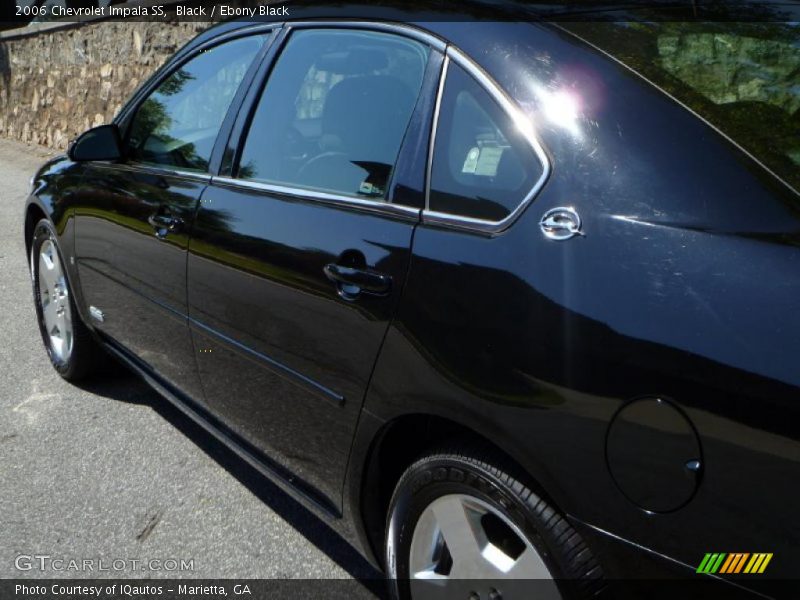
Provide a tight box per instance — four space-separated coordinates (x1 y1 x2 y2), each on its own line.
429 62 545 222
564 22 800 195
127 35 265 172
237 29 429 199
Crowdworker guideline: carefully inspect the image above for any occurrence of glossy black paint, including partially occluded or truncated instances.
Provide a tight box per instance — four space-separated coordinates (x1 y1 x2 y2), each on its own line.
68 124 123 162
72 164 206 401
187 181 417 510
408 21 800 584
24 5 800 596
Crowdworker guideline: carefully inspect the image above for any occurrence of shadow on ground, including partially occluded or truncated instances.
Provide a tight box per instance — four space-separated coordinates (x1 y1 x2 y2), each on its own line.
75 366 385 596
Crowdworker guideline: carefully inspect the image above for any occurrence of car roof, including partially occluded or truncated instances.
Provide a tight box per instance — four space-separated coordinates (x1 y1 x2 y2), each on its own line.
189 0 798 38
186 1 522 48
185 0 799 63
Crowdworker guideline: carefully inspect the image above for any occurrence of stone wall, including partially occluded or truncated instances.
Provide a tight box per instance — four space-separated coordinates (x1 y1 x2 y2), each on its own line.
658 32 800 115
0 21 207 150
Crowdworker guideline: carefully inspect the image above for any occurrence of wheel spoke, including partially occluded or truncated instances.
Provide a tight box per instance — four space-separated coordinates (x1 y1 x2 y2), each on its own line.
409 507 445 576
42 297 58 331
48 242 60 271
409 493 564 596
411 568 449 581
62 303 72 329
39 254 57 290
36 239 74 363
51 335 63 357
55 307 66 332
38 272 50 305
431 496 486 574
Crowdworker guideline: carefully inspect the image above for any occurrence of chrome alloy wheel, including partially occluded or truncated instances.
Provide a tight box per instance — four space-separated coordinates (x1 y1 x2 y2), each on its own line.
409 494 561 597
37 238 74 363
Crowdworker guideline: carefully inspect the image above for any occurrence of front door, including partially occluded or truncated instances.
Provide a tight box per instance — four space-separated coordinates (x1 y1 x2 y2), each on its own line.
73 34 267 399
187 26 437 508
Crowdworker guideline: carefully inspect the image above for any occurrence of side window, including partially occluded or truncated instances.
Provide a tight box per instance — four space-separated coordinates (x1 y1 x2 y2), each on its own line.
237 29 430 199
127 35 265 172
429 63 545 222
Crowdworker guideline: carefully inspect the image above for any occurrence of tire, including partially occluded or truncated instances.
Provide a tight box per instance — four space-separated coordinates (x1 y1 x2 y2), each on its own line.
385 446 604 600
30 218 106 381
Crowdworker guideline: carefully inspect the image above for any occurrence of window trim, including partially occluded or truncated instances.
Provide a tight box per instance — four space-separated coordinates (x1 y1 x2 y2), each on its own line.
93 161 212 185
210 176 421 221
423 46 552 234
285 20 446 52
116 24 280 130
219 20 445 220
112 25 279 180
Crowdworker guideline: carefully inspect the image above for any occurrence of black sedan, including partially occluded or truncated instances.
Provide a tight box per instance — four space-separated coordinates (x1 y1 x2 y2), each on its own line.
24 3 800 599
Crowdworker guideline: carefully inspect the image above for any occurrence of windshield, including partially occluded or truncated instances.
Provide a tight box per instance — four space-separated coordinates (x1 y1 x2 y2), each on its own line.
563 21 800 195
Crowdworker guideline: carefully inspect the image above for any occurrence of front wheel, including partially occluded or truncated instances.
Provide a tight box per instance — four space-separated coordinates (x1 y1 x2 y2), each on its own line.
385 447 604 600
30 219 106 381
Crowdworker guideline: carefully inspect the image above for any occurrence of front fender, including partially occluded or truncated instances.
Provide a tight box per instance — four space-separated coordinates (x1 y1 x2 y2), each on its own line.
24 155 88 324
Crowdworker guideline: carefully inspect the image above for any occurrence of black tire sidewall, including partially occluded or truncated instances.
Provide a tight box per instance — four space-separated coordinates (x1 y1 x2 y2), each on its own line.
386 454 569 599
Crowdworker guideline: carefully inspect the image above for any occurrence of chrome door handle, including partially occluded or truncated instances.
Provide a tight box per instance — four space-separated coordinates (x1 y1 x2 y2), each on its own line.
148 213 183 239
323 263 392 301
540 207 583 240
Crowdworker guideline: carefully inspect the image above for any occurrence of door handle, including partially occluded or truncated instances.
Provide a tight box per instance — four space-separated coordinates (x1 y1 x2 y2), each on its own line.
539 207 583 241
148 212 183 239
323 263 391 300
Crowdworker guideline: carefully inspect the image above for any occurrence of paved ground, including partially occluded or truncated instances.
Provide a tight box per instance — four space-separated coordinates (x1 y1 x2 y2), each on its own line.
0 138 382 592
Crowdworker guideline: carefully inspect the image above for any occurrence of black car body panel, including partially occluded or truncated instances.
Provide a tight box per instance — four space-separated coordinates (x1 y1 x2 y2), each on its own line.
72 164 207 400
24 4 800 595
186 180 418 510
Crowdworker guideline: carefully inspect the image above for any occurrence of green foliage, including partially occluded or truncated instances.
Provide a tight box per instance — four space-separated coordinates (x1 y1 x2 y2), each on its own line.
157 69 195 97
564 21 800 194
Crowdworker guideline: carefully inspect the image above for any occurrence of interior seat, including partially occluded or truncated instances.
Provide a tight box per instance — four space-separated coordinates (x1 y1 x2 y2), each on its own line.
299 74 415 197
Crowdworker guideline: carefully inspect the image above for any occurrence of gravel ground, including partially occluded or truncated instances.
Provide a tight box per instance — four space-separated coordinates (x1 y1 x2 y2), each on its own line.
0 138 382 593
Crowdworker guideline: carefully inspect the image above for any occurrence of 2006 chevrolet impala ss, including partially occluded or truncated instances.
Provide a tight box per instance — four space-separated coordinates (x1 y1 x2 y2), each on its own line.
23 3 800 598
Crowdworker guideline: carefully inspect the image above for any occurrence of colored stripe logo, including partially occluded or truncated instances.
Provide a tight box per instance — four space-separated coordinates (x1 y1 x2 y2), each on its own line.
697 553 773 574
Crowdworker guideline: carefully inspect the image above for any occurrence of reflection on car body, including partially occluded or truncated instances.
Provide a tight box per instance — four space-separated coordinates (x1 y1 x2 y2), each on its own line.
24 3 800 599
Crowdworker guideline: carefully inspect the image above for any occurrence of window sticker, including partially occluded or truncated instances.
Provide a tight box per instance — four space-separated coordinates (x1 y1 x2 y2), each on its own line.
462 145 504 177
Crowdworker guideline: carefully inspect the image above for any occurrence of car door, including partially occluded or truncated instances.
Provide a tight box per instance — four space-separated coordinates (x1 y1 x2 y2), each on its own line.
72 33 269 400
187 25 441 509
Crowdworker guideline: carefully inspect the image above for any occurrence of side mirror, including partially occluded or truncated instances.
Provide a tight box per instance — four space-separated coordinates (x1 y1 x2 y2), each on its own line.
68 124 123 162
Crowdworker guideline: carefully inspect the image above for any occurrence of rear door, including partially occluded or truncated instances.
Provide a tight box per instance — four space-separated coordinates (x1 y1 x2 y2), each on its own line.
187 25 442 509
73 33 269 399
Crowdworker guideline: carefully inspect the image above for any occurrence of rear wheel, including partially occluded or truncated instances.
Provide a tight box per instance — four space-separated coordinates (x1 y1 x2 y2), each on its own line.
31 219 106 381
385 447 604 600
